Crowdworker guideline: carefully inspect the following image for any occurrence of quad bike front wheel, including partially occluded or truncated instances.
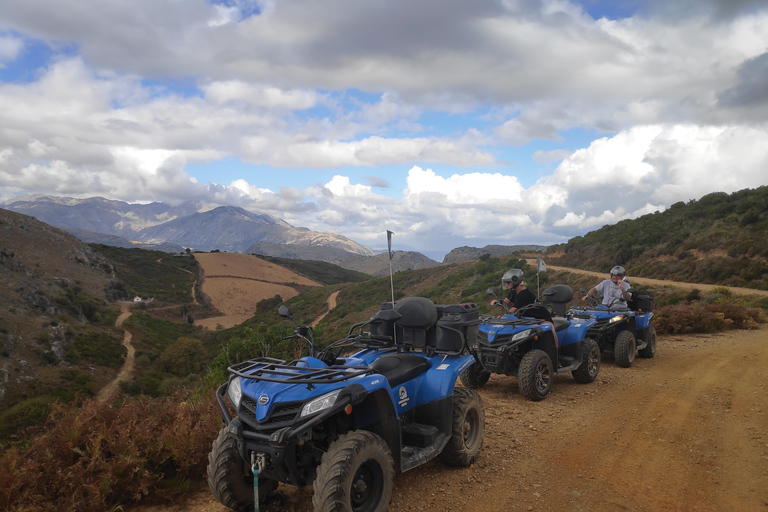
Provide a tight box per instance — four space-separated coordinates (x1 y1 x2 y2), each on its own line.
572 338 601 383
518 349 553 401
313 430 394 512
638 326 657 358
207 427 278 512
459 361 491 389
440 387 485 466
614 330 637 368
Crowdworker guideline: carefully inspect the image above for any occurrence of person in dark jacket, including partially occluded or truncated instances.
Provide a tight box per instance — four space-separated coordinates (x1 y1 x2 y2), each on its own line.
490 268 558 345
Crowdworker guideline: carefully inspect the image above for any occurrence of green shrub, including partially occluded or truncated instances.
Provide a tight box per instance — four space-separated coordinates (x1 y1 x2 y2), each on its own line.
0 396 55 439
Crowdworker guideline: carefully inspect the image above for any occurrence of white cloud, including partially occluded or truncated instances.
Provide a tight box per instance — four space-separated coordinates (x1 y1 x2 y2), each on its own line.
0 35 23 64
203 81 317 110
532 149 571 164
552 126 662 190
1 0 768 255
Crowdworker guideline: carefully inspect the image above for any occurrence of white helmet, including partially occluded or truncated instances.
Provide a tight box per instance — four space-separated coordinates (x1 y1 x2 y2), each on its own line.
610 265 626 277
502 268 524 288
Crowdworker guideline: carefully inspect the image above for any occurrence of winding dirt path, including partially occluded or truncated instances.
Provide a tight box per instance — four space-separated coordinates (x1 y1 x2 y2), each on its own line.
310 290 340 327
97 303 135 403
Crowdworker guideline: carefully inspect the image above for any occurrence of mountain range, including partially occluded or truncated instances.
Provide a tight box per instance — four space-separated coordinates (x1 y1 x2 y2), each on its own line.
4 195 371 254
3 195 545 275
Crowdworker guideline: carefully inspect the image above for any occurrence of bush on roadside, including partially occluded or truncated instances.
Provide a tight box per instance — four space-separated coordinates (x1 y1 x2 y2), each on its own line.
653 302 767 334
0 389 220 512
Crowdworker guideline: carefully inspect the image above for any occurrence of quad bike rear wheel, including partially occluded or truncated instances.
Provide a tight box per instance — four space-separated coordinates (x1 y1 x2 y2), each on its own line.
518 349 553 401
572 338 601 383
313 430 394 512
614 330 637 368
207 427 278 512
440 387 485 466
638 326 657 358
460 362 491 389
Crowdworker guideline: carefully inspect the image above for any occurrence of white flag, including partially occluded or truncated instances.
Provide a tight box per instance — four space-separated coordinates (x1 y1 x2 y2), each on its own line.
537 257 546 273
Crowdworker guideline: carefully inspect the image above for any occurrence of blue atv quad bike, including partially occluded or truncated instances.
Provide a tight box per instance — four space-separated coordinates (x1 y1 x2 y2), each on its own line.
460 284 600 402
207 297 485 512
568 288 656 368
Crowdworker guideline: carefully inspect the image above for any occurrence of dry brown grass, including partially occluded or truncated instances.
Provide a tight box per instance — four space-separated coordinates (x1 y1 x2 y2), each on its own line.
194 253 319 285
193 253 321 330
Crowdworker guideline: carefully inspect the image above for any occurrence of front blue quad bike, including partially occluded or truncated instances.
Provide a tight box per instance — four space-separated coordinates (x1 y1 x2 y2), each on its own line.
207 297 485 512
461 284 600 402
569 288 656 368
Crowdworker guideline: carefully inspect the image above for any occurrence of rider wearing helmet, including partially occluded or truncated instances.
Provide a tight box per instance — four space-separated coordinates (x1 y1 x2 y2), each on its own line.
583 265 631 307
491 269 558 344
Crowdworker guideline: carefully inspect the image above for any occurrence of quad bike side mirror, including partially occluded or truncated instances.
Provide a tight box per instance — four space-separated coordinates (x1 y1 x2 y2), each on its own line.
278 304 293 319
486 288 496 296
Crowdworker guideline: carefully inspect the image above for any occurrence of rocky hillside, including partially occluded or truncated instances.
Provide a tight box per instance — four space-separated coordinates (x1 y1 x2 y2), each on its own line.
0 208 120 413
547 187 768 289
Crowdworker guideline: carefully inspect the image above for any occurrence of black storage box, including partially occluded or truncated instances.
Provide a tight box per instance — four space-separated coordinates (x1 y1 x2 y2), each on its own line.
630 290 654 311
369 302 396 338
434 303 479 353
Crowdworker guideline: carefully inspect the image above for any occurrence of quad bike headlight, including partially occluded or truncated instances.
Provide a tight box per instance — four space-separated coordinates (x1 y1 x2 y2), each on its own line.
227 377 242 410
609 315 626 324
511 329 533 342
301 389 342 418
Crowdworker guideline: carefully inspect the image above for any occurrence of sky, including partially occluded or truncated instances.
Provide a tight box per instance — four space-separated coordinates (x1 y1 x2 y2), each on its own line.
1 0 767 261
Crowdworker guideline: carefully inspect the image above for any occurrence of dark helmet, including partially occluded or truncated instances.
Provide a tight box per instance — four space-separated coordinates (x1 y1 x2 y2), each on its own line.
502 268 524 288
610 265 626 277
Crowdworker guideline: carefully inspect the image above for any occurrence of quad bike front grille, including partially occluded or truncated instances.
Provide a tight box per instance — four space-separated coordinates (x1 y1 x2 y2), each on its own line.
238 396 304 431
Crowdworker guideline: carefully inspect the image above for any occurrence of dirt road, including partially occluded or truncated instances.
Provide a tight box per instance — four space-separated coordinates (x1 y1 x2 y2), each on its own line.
97 303 134 403
136 324 768 512
540 262 768 297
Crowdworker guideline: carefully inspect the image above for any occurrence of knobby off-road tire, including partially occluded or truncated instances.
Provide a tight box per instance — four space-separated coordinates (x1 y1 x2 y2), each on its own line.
312 430 394 512
614 330 637 368
207 427 278 512
518 349 554 401
638 326 657 358
459 361 491 389
572 338 601 383
440 387 485 466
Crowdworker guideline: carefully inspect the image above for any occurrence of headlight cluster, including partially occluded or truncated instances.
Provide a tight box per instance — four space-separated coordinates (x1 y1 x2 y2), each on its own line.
511 329 533 342
300 389 341 418
609 315 626 324
227 377 242 410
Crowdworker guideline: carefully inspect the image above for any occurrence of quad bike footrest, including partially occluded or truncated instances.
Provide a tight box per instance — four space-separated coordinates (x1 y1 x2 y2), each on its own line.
401 422 439 448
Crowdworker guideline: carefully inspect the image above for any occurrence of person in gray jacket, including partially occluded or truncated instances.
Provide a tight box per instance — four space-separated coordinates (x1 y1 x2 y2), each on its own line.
582 265 631 307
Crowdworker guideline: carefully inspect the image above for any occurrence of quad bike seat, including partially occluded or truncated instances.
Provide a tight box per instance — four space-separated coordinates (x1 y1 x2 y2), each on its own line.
542 284 574 317
392 297 439 352
370 353 432 387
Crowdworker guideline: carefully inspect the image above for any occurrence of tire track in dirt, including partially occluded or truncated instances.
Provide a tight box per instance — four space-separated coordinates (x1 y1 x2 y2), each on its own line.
546 329 768 512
